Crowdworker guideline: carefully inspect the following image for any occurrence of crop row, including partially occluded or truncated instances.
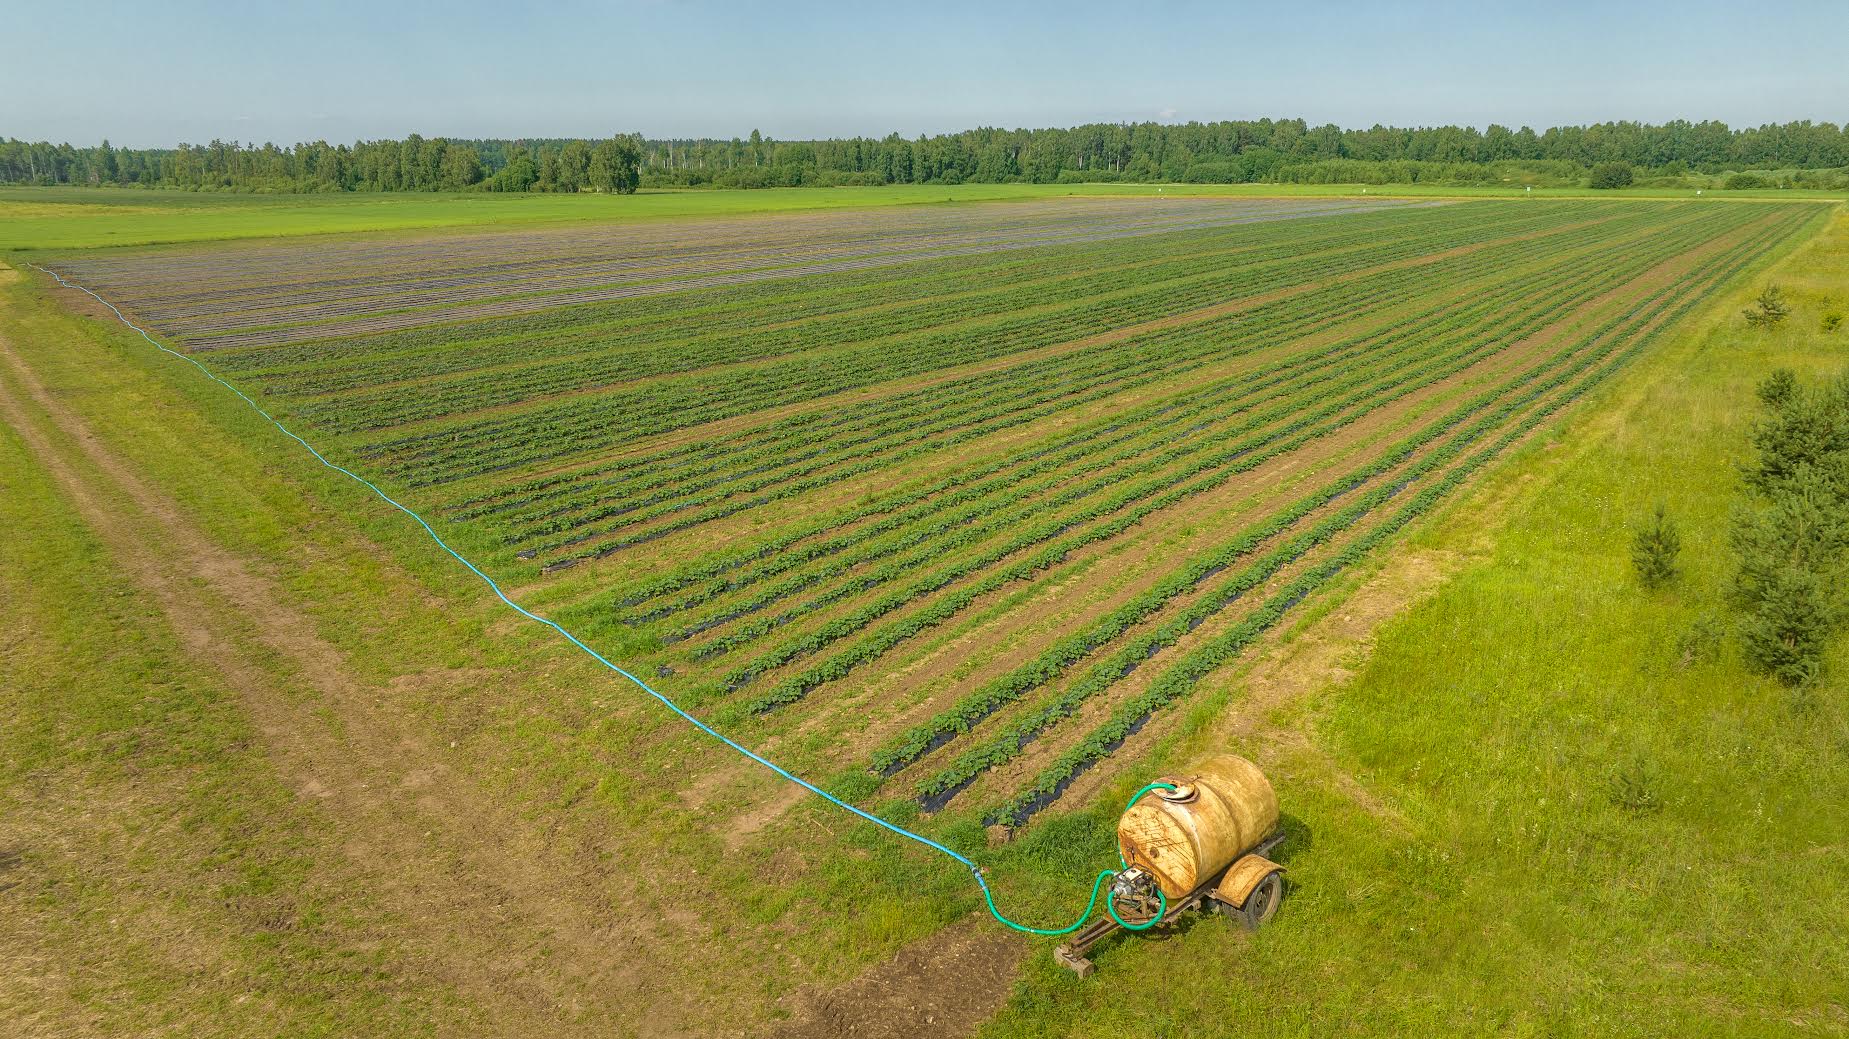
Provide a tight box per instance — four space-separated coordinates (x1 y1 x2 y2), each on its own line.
237 201 1489 391
431 203 1624 520
113 199 1414 347
690 279 1585 667
657 283 1550 643
464 235 1469 530
906 293 1677 808
723 296 1611 712
503 232 1498 559
873 299 1620 789
295 231 1325 432
504 211 1602 528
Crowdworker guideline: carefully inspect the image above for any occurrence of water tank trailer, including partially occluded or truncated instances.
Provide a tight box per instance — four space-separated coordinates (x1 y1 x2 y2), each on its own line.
1054 754 1286 976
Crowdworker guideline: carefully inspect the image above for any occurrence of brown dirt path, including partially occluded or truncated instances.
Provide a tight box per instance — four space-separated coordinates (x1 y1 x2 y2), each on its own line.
0 323 705 1037
759 919 1026 1039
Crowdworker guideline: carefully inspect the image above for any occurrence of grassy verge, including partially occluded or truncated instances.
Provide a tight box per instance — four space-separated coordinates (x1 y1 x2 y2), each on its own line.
0 340 444 1036
978 213 1849 1036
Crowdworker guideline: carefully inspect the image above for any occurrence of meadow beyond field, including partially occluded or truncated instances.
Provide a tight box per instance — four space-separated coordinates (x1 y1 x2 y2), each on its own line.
4 179 1843 250
3 191 1843 1037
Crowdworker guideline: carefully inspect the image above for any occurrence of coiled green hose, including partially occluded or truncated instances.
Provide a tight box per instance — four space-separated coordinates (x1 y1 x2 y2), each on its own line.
978 781 1176 935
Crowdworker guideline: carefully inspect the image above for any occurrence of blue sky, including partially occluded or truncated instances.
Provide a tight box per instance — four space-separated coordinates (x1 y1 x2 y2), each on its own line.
6 1 1846 147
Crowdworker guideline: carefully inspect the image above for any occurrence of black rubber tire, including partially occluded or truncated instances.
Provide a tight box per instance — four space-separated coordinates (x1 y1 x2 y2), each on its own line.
1239 871 1283 930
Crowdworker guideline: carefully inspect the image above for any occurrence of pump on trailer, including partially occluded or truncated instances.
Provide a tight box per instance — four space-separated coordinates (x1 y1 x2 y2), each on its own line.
1054 754 1286 976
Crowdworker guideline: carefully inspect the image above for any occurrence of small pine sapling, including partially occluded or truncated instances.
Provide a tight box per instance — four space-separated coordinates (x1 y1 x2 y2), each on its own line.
1756 368 1796 410
1743 285 1790 328
1675 614 1725 667
1632 503 1682 588
1608 752 1664 814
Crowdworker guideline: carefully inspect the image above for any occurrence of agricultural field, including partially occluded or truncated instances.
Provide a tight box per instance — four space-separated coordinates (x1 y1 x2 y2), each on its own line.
10 181 1842 251
33 196 1822 833
6 191 1843 1037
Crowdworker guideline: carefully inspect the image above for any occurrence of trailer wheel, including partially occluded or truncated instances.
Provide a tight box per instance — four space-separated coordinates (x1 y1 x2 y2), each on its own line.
1227 871 1282 931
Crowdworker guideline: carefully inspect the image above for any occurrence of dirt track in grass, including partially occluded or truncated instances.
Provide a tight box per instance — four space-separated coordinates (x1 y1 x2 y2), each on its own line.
0 321 713 1037
762 918 1025 1039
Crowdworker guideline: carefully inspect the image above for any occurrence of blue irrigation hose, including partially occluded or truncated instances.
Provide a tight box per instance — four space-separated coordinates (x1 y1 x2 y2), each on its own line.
26 261 1175 939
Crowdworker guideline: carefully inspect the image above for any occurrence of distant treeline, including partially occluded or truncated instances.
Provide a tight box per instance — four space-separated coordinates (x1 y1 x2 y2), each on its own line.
6 118 1849 193
0 134 644 194
639 120 1849 189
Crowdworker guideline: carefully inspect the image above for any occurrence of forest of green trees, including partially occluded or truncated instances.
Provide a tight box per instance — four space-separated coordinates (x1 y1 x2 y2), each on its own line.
5 118 1847 194
0 134 645 194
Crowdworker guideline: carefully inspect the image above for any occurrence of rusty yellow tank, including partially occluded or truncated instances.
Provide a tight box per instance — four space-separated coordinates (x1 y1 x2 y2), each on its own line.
1117 754 1279 899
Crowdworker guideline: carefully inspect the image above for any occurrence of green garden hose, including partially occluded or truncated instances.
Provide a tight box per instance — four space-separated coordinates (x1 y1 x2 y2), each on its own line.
979 781 1176 935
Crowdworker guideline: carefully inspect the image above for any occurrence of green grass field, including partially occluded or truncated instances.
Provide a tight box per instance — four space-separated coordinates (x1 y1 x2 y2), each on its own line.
2 188 1844 1038
6 180 1842 250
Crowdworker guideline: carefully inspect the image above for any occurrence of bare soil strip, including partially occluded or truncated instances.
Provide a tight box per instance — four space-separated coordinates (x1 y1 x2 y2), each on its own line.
760 919 1025 1039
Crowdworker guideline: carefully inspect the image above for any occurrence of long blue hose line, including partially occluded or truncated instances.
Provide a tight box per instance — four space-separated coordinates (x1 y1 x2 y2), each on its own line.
25 261 1166 939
